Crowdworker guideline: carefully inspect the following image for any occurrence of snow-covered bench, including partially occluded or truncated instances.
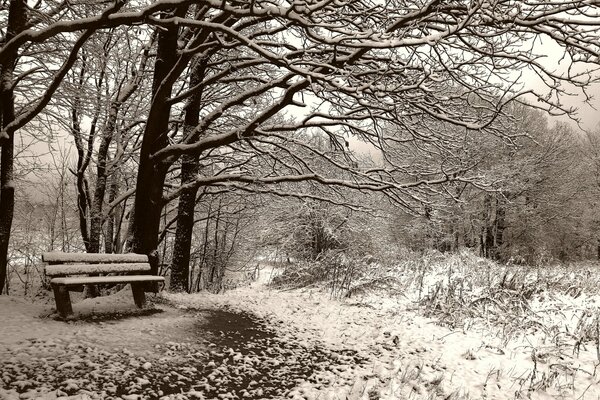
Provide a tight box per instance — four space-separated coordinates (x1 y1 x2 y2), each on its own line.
42 252 165 319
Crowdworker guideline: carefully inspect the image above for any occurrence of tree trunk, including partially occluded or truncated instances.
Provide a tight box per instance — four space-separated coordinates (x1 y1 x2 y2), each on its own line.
0 0 27 294
126 9 184 255
208 200 223 292
170 58 206 292
88 129 113 253
493 195 506 259
480 193 492 258
480 193 506 260
0 126 15 296
71 54 92 252
104 171 120 253
89 36 152 254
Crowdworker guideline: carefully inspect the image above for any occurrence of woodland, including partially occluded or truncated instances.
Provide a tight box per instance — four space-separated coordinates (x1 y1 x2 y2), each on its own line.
2 0 600 295
7 2 600 400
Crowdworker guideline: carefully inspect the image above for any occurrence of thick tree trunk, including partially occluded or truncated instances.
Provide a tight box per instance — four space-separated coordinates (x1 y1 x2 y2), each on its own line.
170 59 205 292
0 0 26 294
127 10 184 255
0 131 15 296
169 159 199 291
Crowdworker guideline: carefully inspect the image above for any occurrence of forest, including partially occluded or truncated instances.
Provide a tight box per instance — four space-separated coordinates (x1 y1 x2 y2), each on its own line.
4 1 600 399
2 0 600 295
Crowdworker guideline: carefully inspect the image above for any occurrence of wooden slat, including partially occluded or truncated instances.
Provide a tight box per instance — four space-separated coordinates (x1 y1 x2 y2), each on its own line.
42 252 148 264
51 275 164 286
45 263 151 277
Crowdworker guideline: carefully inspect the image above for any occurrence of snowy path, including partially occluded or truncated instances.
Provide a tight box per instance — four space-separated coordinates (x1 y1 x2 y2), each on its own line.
166 283 600 400
3 273 600 399
0 286 365 400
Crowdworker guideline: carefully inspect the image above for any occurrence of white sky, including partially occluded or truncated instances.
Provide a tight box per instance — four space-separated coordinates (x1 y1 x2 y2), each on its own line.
521 37 600 131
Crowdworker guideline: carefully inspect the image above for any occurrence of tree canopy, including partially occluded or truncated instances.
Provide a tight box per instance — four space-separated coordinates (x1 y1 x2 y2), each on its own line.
2 0 600 292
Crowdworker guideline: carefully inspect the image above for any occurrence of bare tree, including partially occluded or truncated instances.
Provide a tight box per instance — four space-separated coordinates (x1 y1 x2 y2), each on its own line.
170 56 207 291
392 106 591 263
128 1 600 260
53 28 154 254
0 0 27 294
2 0 600 292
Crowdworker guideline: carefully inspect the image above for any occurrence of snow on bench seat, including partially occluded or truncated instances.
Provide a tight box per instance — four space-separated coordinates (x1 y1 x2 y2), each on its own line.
43 252 148 264
42 251 163 319
45 263 151 277
50 275 164 286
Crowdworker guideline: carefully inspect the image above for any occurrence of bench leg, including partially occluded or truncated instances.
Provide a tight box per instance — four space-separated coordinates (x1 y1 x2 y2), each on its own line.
52 284 73 318
143 281 159 293
131 283 146 308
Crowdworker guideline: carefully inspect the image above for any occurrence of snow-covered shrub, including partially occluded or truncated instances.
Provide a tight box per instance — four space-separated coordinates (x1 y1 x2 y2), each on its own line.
270 250 369 297
406 252 600 354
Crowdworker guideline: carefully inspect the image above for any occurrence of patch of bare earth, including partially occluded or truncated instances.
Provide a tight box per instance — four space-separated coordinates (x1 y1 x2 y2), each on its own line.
0 290 365 400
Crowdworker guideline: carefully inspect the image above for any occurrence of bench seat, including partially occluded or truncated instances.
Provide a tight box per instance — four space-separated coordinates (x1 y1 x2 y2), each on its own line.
46 263 152 276
50 275 164 286
43 252 148 263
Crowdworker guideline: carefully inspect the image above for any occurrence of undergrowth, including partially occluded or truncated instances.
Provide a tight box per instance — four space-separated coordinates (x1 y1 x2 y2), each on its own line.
271 248 600 398
271 248 600 343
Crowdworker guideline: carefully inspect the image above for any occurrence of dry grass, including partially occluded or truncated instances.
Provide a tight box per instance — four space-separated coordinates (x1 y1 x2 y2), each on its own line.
271 248 600 398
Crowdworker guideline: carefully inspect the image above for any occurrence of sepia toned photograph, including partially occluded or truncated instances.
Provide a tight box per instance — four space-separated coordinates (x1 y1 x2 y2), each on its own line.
2 1 600 398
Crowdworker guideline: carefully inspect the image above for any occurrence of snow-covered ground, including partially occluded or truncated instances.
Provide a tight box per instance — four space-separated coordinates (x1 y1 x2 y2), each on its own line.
2 255 600 399
166 272 600 400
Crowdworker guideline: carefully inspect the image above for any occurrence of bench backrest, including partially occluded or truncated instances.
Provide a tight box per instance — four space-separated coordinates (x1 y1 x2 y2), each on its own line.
42 252 151 277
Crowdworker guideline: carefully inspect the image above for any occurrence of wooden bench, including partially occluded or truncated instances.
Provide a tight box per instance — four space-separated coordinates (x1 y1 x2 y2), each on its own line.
42 252 165 319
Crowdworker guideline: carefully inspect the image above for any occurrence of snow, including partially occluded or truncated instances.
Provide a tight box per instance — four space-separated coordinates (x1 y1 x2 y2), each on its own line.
45 263 151 276
51 275 164 286
164 261 600 399
3 260 600 399
42 252 148 264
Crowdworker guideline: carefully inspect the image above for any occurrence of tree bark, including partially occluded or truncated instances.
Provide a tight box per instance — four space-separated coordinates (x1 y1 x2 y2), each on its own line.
71 52 93 252
170 58 206 292
480 193 492 258
480 193 506 260
88 128 113 253
104 171 120 253
208 201 222 292
0 120 15 296
0 0 27 294
126 9 185 255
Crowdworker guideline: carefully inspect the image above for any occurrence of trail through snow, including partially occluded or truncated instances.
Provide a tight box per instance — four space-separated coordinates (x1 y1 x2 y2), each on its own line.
2 267 600 399
0 276 366 400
